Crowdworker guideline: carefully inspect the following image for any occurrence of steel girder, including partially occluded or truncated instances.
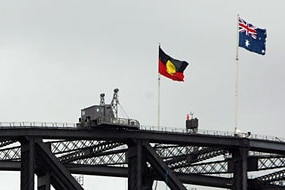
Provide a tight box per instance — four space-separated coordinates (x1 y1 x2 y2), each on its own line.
255 169 285 185
59 141 124 164
19 137 84 190
20 137 35 190
143 143 186 190
0 140 285 189
0 128 284 189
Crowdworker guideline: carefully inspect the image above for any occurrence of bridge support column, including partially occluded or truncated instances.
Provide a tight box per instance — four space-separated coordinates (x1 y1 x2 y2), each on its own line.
21 137 35 190
128 140 153 190
37 172 51 190
232 147 248 190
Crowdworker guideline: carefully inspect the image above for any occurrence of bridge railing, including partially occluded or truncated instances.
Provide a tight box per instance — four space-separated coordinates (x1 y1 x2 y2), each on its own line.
0 122 76 128
0 122 283 143
140 125 285 143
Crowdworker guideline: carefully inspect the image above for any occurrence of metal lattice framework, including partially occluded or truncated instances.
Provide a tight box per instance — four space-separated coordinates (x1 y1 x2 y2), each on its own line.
0 124 284 190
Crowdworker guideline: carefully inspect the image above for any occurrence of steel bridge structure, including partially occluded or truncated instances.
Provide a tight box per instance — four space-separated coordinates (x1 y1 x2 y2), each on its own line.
0 122 285 190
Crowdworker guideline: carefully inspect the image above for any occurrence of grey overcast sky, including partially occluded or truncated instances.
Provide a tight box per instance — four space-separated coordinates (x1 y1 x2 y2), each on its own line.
0 1 285 189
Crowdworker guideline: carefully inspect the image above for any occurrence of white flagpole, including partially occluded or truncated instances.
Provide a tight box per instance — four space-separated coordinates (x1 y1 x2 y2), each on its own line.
158 44 161 130
235 14 240 134
158 73 161 129
154 46 161 190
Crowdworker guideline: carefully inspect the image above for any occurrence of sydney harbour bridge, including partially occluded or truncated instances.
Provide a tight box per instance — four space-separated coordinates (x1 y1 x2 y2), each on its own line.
0 122 285 190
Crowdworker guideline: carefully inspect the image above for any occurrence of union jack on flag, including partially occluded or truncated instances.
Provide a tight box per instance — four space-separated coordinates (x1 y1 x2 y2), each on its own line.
238 17 267 55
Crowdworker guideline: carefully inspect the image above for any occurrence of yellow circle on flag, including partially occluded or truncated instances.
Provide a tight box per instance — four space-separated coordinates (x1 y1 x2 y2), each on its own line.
166 60 176 75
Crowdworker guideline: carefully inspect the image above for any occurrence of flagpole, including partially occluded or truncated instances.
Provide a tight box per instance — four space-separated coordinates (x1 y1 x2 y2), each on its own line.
158 44 161 130
158 73 161 129
156 45 161 190
235 14 240 134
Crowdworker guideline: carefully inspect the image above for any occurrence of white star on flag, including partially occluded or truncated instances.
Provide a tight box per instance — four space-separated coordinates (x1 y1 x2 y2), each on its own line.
245 40 250 47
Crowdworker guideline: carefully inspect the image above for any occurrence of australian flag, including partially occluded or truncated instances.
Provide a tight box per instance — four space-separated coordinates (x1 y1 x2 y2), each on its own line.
239 17 267 55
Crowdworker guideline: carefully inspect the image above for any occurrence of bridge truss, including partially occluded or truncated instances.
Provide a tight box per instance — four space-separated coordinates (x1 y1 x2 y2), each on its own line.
0 124 285 190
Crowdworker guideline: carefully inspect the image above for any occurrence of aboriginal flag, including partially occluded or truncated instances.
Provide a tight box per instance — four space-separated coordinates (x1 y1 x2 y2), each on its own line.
159 46 189 82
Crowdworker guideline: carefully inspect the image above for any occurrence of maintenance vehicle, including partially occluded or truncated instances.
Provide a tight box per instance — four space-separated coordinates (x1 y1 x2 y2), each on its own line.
77 88 140 130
